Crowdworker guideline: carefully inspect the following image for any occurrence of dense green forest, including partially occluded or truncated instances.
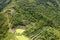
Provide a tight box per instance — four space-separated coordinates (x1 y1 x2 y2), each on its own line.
0 0 60 40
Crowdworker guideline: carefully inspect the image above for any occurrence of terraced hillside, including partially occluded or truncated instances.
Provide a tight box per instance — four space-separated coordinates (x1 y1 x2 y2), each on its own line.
0 0 60 40
13 0 60 40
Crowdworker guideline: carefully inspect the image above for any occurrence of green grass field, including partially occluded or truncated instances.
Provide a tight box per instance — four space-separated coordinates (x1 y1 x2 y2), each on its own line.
16 29 30 40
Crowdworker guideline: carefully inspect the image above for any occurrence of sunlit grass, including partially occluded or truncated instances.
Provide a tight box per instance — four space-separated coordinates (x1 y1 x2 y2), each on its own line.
16 29 30 40
16 35 29 40
16 29 25 34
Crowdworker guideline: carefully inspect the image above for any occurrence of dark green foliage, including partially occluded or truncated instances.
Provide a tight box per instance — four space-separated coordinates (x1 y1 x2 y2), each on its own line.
0 0 60 40
0 13 9 40
11 0 60 40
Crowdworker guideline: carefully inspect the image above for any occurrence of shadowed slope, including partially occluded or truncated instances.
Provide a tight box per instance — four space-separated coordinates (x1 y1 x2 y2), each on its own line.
0 0 12 11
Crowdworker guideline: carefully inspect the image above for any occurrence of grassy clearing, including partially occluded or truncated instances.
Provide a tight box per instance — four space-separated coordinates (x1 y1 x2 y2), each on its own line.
16 29 25 34
16 29 30 40
16 35 29 40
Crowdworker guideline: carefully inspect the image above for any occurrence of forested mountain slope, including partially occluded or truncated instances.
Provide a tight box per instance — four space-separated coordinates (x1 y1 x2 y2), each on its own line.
0 0 60 40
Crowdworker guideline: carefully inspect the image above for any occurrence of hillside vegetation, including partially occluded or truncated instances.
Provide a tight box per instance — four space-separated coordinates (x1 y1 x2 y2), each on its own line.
0 0 60 40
